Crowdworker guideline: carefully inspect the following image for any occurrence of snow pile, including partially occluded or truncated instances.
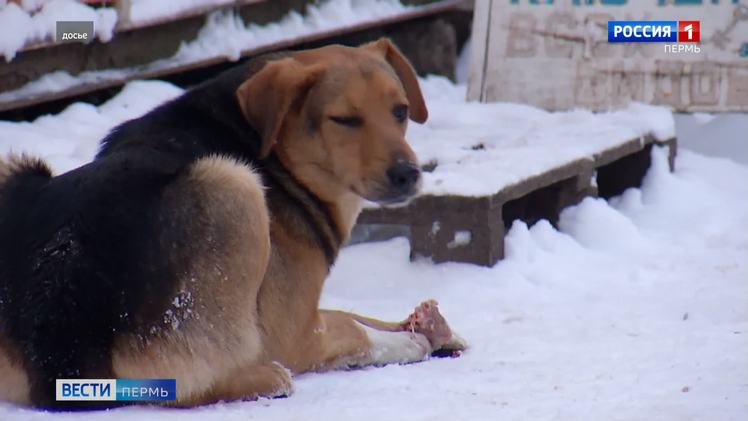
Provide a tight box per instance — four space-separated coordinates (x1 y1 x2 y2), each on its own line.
0 0 116 62
0 77 746 421
409 76 674 196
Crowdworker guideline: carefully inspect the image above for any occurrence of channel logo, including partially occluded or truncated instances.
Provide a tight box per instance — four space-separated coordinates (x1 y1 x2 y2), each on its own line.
608 20 700 43
55 379 176 402
677 21 700 43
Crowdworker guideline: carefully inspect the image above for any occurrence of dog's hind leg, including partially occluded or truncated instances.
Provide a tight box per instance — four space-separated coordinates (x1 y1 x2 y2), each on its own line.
0 337 31 405
112 155 277 406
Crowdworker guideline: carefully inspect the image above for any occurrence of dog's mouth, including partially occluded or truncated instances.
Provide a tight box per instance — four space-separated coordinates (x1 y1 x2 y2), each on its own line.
373 191 418 206
359 178 421 207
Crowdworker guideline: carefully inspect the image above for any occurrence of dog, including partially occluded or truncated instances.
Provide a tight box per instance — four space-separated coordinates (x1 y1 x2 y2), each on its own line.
0 38 466 409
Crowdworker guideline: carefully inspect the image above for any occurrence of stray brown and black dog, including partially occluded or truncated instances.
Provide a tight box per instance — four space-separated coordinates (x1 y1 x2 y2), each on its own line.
0 39 465 409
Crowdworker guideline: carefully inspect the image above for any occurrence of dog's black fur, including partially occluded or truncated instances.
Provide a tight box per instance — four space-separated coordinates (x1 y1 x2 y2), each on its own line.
0 53 341 408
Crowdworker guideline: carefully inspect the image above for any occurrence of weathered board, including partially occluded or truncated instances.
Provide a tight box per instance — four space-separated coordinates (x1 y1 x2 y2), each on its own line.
467 0 748 112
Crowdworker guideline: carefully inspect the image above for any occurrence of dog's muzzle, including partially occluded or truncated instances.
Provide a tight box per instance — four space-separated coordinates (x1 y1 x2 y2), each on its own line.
382 161 421 204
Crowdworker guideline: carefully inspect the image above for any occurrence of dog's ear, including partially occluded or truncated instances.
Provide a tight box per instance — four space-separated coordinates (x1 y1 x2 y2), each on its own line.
363 38 428 124
236 58 323 158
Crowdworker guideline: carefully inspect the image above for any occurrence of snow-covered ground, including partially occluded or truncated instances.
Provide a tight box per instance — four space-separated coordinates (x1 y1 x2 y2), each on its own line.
0 72 746 420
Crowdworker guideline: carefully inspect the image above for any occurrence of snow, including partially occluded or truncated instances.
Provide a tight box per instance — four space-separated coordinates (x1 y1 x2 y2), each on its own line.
410 76 674 196
0 0 412 103
0 3 32 61
0 0 116 62
1 77 747 420
172 0 411 63
0 80 183 172
126 0 234 25
0 69 130 105
455 37 471 84
447 230 472 249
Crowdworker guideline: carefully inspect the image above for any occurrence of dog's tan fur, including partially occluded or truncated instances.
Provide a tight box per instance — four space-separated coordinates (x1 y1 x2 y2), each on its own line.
0 39 464 407
111 156 270 403
0 337 30 405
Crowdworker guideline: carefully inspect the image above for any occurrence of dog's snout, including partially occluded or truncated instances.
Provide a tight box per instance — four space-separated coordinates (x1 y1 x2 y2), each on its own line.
386 162 420 192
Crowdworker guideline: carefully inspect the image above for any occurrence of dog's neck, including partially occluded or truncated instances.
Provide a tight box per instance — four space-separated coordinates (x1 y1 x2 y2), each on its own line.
284 166 363 243
324 190 363 243
258 154 363 268
271 149 363 245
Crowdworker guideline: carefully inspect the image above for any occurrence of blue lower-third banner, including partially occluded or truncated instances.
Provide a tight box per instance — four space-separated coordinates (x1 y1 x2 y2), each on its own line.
56 378 177 402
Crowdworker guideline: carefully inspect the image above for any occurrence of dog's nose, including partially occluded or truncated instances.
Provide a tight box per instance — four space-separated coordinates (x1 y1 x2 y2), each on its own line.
386 162 420 192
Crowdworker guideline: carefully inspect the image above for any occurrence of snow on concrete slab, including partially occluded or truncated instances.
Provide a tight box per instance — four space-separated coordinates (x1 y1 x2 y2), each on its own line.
410 76 674 196
0 78 745 421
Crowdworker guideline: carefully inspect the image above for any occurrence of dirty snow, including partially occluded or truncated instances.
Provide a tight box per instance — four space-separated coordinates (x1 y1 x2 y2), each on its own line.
0 74 746 421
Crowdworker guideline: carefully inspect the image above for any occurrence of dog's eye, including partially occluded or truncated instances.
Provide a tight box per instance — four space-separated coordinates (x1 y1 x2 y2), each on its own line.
329 116 363 128
392 104 408 123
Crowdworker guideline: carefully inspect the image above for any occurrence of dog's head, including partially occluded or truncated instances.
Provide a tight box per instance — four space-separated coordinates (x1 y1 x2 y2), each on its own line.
236 38 427 205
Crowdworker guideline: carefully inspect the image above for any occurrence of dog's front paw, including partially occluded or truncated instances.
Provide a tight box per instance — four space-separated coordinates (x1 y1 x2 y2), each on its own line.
402 300 467 355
